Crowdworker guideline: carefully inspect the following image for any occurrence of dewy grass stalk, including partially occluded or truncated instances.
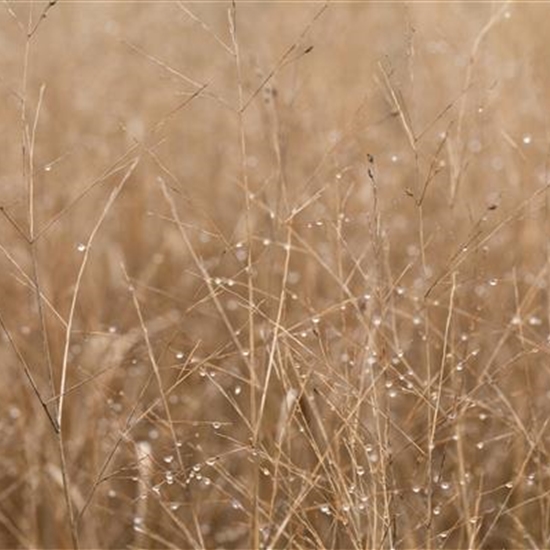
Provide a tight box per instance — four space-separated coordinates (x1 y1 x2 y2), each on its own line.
1 1 550 548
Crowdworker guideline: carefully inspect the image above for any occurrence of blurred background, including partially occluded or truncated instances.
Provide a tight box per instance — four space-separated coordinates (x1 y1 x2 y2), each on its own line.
1 1 550 548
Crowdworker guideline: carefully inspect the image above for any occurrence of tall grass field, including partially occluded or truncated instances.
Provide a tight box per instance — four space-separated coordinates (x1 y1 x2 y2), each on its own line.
1 1 549 548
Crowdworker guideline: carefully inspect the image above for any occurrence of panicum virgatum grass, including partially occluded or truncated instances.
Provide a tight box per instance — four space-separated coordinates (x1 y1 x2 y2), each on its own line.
1 2 550 549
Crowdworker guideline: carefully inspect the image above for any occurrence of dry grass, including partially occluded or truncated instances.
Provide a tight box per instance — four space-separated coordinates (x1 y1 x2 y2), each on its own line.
1 1 550 548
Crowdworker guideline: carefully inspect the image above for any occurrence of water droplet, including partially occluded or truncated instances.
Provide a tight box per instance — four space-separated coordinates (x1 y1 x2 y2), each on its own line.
489 278 498 286
523 134 532 145
193 463 201 472
433 505 441 516
175 351 184 360
199 232 211 244
412 485 422 494
206 457 216 466
133 517 143 529
468 138 482 153
476 442 484 450
165 471 174 484
357 466 365 476
170 502 180 511
169 394 179 405
77 243 86 252
283 269 300 286
226 299 239 311
365 355 377 367
212 421 221 430
108 489 116 498
440 481 451 491
319 503 331 515
234 385 242 396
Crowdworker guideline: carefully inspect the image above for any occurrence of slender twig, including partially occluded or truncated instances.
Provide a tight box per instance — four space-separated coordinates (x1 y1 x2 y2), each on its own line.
27 0 57 39
57 158 139 428
239 3 328 113
28 82 45 240
121 263 187 475
255 226 292 440
0 308 59 432
178 1 234 56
